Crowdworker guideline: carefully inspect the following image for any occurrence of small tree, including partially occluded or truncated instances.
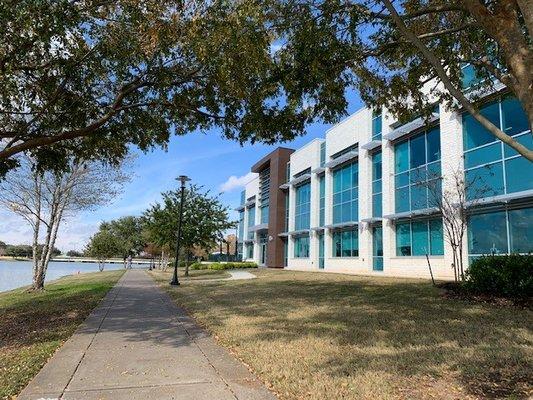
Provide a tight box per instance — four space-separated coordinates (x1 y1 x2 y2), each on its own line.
86 231 121 272
0 156 130 290
97 217 145 268
422 167 493 281
142 183 236 277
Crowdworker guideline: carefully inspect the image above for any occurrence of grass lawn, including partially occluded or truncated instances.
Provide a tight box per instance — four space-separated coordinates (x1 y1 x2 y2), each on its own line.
153 269 532 400
151 268 231 281
0 270 124 399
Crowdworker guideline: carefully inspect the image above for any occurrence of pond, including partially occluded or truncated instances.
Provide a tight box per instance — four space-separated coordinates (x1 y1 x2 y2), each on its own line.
0 260 140 292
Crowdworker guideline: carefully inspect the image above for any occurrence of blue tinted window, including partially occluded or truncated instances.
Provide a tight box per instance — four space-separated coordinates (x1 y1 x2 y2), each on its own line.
395 141 409 173
501 97 528 136
396 219 443 256
509 208 533 253
429 219 444 255
396 222 411 256
412 221 428 255
294 235 310 257
468 211 508 255
463 101 500 150
372 111 383 140
466 163 504 200
426 127 441 162
410 134 426 168
332 229 358 257
332 162 358 223
394 129 441 212
372 193 382 218
505 157 533 194
504 133 533 158
395 187 410 213
464 142 502 169
294 182 311 230
461 64 483 89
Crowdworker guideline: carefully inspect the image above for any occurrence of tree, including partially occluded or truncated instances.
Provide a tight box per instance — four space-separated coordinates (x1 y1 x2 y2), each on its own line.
85 230 121 271
0 156 130 290
97 216 145 268
66 250 83 257
0 1 321 176
418 167 493 281
142 183 236 276
270 0 532 160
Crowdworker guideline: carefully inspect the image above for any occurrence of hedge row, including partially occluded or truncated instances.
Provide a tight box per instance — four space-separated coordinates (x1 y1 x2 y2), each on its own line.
464 254 533 298
189 262 258 271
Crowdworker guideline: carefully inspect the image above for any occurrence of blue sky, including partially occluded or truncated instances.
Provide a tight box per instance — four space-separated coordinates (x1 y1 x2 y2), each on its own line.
0 91 364 251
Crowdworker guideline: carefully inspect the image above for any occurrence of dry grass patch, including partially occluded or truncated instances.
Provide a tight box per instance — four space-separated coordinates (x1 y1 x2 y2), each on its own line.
154 269 532 400
0 270 124 399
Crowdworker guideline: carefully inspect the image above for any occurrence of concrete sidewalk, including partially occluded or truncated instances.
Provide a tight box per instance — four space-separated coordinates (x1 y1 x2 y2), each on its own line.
19 270 275 400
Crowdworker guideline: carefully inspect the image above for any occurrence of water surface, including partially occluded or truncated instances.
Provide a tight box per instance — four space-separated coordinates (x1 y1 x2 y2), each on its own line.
0 260 137 292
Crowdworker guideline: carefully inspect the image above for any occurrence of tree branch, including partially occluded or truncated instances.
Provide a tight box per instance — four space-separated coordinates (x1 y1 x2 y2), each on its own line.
379 0 533 161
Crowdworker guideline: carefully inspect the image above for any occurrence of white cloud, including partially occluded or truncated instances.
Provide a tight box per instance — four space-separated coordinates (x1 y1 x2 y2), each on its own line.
219 172 255 193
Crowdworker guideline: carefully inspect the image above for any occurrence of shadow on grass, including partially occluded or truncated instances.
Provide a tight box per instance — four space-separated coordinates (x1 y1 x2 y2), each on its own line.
159 272 532 399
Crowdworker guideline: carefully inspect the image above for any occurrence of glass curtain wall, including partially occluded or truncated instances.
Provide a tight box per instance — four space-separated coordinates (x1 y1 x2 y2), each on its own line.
332 162 358 223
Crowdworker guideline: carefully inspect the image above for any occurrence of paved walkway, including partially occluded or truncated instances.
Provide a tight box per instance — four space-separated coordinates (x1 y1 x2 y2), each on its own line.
19 270 275 400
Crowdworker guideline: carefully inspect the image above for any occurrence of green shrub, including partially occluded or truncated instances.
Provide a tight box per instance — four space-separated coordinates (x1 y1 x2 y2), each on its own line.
189 262 208 270
464 254 533 298
206 262 258 270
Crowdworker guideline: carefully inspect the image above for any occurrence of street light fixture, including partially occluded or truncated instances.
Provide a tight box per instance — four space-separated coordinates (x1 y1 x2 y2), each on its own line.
170 175 191 286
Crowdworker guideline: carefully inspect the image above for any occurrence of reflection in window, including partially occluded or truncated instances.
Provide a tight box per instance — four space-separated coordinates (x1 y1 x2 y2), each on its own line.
332 162 358 223
394 128 441 212
463 96 532 200
294 235 310 258
395 218 444 256
332 229 359 257
294 182 311 230
468 207 533 256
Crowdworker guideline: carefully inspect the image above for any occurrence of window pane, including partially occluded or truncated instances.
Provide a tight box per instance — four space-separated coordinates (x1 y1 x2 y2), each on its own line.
410 166 426 184
351 230 359 257
505 157 533 194
395 172 409 188
465 163 504 200
410 184 428 210
372 152 382 181
341 166 351 190
395 187 410 212
341 231 351 257
463 101 500 150
501 96 528 136
333 205 341 224
333 170 342 192
410 134 426 168
504 133 533 158
372 193 382 218
372 179 382 194
333 232 341 257
509 207 533 253
412 221 428 255
426 127 441 162
464 142 502 169
468 211 508 255
395 141 409 173
429 219 444 255
396 223 412 256
427 161 441 181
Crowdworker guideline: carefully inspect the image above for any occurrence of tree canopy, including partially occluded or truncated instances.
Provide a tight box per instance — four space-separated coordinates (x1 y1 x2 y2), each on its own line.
269 0 532 159
98 216 145 260
0 0 320 175
1 0 531 172
142 183 235 258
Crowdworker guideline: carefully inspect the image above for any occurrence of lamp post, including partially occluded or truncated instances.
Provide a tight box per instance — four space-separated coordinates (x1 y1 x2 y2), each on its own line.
170 175 190 286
